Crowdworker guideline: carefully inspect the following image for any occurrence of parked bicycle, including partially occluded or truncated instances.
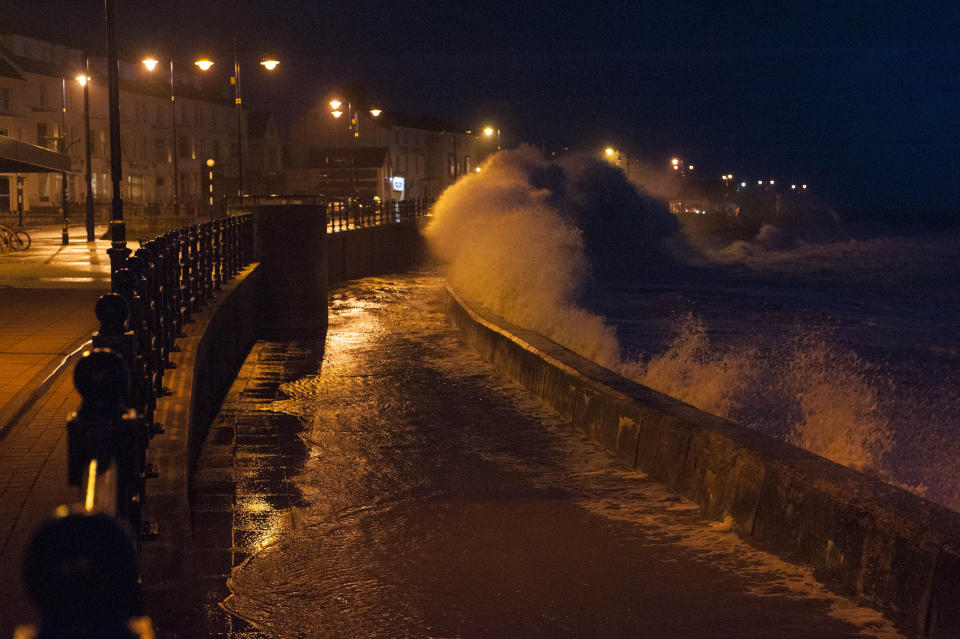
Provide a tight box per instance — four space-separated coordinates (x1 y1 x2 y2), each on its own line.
0 224 31 252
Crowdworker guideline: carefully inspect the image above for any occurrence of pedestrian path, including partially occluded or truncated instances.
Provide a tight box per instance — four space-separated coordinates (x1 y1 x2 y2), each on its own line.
0 225 111 634
186 271 906 638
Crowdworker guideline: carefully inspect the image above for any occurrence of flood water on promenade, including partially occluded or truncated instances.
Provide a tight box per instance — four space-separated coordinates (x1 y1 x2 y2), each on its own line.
207 271 903 638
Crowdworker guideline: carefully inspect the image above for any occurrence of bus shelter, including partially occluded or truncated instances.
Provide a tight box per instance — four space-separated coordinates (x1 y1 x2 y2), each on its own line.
0 135 71 225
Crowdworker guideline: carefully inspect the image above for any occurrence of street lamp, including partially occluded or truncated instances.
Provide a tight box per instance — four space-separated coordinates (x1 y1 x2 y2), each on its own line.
76 59 94 241
483 125 501 151
195 49 278 196
104 0 129 279
142 56 180 216
327 98 382 200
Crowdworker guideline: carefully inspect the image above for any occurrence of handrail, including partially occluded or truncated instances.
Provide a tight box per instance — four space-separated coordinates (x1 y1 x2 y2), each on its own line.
224 196 433 234
65 213 256 534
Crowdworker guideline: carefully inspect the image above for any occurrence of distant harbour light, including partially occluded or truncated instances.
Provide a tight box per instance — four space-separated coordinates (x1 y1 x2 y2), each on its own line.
740 181 747 187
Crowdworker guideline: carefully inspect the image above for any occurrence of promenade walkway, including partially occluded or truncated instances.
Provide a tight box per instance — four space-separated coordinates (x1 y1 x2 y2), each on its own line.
0 225 111 634
184 271 906 638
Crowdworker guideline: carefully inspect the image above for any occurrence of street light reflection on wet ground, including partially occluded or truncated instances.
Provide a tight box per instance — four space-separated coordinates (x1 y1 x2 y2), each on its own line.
187 270 904 638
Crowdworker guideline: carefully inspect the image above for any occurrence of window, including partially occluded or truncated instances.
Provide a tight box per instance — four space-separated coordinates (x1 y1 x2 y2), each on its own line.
127 175 144 202
39 82 46 106
0 177 9 211
178 136 191 159
154 138 169 163
39 174 51 202
0 128 8 137
195 105 203 127
0 88 9 112
464 156 472 173
448 153 456 176
36 123 51 149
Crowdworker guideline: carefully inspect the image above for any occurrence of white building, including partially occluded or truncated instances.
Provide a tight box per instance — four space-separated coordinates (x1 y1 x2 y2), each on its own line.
0 32 277 224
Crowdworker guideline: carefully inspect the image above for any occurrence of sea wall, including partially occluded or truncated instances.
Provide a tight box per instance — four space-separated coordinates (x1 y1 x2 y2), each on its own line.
142 263 260 626
445 283 960 638
326 220 428 285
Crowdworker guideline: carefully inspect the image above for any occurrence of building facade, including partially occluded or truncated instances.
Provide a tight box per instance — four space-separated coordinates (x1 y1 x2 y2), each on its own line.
289 105 480 202
0 32 276 222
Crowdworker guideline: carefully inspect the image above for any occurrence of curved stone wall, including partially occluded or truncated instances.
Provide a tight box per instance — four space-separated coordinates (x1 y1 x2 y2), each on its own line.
445 283 960 638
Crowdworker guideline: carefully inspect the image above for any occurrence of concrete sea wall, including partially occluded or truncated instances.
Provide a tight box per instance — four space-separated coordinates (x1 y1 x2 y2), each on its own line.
445 284 960 638
326 219 429 285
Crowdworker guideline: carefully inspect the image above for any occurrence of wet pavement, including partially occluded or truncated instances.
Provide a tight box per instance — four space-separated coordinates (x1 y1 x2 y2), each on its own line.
188 270 905 638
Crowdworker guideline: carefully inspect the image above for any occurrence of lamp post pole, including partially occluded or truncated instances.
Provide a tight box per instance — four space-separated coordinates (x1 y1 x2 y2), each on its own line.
352 101 359 200
59 77 69 245
233 41 244 197
82 55 94 241
169 60 180 215
104 0 129 279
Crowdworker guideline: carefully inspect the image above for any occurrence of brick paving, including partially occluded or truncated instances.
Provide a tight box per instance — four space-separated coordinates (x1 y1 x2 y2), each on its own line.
0 225 112 634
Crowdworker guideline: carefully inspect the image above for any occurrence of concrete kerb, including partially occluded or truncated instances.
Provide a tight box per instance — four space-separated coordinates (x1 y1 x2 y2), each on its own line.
445 282 960 637
0 333 93 441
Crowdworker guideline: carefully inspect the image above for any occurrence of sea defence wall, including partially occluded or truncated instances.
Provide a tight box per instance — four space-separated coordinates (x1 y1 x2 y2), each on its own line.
326 219 429 285
445 284 960 638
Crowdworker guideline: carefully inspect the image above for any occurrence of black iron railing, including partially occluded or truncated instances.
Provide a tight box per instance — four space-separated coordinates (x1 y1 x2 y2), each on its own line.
223 196 432 234
66 214 255 533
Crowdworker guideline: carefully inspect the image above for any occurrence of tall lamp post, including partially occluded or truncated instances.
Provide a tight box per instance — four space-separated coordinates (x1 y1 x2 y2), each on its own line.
142 57 180 216
76 64 94 241
195 51 279 197
104 0 129 278
59 77 69 245
330 98 381 200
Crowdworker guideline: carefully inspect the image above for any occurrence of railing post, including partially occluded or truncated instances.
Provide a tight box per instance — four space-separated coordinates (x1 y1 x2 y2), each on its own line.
213 218 223 291
23 511 146 638
177 226 193 324
113 264 161 437
188 224 203 309
66 348 143 528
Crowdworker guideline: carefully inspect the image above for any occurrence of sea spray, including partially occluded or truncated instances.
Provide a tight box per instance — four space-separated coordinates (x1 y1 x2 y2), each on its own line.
426 146 674 368
622 319 893 474
426 146 910 485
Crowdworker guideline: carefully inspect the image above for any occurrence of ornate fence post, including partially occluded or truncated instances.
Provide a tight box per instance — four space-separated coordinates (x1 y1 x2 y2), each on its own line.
66 348 144 529
114 264 161 438
188 224 203 310
178 226 193 323
212 218 223 291
226 216 237 278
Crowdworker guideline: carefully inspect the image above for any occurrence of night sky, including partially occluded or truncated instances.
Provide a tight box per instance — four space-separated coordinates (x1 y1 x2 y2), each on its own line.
8 1 960 221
